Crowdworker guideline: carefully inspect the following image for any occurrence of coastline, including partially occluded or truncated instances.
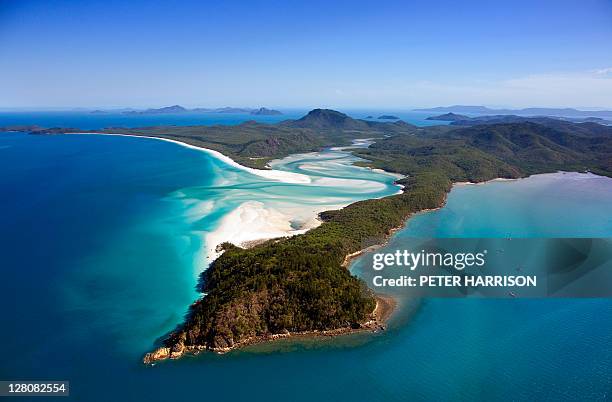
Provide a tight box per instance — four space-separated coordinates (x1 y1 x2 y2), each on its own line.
78 132 576 362
203 200 327 261
82 132 405 264
73 132 406 362
76 132 313 184
453 177 518 186
341 192 452 269
143 294 396 364
143 188 442 364
342 170 611 271
21 130 604 365
81 132 387 263
453 171 607 187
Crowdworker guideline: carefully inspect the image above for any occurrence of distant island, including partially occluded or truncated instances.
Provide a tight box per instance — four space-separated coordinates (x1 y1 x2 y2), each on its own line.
436 114 612 127
121 105 282 115
205 107 253 113
415 105 612 119
4 109 611 362
251 107 283 115
125 105 188 114
378 115 400 120
426 112 469 121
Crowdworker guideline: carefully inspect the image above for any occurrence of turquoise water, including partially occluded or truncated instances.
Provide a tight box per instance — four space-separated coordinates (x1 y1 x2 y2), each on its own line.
399 174 612 238
1 132 611 401
349 173 612 299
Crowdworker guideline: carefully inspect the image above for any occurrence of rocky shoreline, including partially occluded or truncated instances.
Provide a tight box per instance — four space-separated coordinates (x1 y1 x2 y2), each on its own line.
143 294 395 364
143 180 450 366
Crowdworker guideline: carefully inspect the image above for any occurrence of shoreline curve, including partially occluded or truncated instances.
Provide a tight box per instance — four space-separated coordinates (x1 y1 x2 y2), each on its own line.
75 132 313 184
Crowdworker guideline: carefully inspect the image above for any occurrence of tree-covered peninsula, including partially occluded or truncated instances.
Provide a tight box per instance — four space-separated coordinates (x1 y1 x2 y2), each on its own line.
4 110 611 360
142 111 611 361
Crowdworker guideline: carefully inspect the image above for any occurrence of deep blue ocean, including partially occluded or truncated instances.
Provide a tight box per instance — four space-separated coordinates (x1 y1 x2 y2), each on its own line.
0 114 611 401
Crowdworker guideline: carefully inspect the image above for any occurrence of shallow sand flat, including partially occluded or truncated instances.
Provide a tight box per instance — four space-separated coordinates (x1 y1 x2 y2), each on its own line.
205 201 313 259
82 133 403 272
200 148 403 261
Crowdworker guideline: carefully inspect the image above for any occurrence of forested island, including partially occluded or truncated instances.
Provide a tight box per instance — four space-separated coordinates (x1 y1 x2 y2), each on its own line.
426 112 469 121
415 105 612 119
4 109 611 361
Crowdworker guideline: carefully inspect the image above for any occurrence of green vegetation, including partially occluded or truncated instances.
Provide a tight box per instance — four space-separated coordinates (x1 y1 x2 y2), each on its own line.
97 109 416 168
3 110 611 355
425 112 469 121
101 123 328 168
162 113 611 354
165 172 451 351
357 121 612 179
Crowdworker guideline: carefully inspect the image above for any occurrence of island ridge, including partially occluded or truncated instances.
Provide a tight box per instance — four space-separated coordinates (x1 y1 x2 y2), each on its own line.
5 109 611 361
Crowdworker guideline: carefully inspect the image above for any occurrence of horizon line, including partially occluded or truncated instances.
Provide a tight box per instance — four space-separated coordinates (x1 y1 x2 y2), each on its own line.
2 105 612 112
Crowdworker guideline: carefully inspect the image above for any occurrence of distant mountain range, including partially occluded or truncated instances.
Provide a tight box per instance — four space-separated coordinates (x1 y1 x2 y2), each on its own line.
415 105 612 119
425 113 612 126
119 105 282 115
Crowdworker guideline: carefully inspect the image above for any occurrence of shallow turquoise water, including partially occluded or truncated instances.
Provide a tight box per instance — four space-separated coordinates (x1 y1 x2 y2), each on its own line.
400 173 612 238
0 132 611 401
349 173 612 299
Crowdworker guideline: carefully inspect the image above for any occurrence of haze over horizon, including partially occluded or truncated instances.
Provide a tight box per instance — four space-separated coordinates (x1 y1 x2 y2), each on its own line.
3 105 612 113
1 0 612 109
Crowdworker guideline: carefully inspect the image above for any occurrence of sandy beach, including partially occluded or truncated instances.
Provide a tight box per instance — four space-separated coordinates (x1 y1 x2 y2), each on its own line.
453 177 518 186
204 201 334 260
81 132 403 267
77 132 313 184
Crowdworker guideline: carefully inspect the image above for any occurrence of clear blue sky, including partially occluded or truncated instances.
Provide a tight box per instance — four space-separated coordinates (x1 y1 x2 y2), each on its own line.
1 0 612 109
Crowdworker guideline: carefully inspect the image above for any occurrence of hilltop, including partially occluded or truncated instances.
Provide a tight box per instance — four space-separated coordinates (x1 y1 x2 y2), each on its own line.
426 112 469 121
5 109 417 169
251 107 282 115
136 110 610 360
3 109 612 361
124 105 188 114
282 108 371 131
449 114 612 127
152 112 610 359
282 109 415 134
357 121 612 180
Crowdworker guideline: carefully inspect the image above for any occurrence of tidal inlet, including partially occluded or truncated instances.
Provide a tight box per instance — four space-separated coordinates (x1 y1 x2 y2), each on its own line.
161 137 403 274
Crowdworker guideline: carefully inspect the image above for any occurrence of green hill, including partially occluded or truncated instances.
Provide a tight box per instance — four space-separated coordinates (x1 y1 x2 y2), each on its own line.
4 110 611 359
147 112 612 358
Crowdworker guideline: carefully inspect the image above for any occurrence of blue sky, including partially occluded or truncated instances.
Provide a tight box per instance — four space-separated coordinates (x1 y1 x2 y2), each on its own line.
1 0 612 109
